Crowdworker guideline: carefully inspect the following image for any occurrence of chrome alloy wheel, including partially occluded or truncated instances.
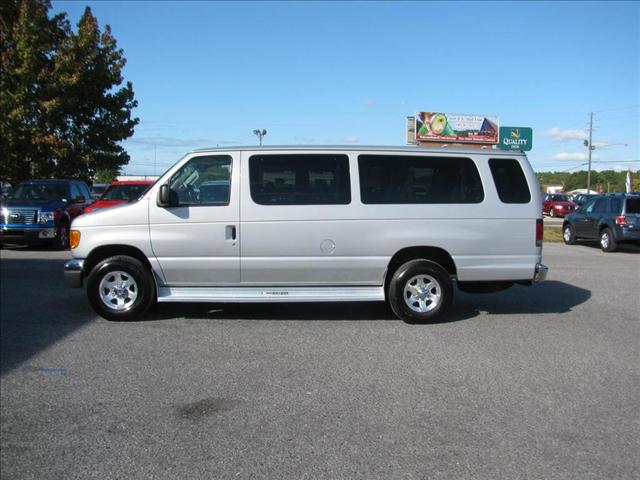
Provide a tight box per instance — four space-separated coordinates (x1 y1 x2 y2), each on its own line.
98 271 138 311
563 227 572 242
403 274 442 313
600 231 610 249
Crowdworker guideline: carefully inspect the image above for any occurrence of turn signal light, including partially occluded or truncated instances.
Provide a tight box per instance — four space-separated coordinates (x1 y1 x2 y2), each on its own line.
615 215 627 225
70 230 81 249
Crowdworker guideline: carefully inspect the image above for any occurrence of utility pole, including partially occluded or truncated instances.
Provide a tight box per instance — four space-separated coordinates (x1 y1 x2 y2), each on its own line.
154 144 157 176
586 112 594 193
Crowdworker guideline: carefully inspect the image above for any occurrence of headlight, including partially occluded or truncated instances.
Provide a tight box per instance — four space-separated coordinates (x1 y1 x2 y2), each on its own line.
38 211 55 223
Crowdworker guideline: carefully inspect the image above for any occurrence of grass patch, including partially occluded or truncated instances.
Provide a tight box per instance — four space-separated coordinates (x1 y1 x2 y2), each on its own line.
544 226 564 243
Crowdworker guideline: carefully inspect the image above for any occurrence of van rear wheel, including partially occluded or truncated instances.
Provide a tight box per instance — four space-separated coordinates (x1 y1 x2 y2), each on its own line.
388 260 453 323
87 255 155 321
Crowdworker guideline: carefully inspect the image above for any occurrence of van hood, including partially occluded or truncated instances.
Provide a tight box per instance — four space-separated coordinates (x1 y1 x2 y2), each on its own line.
73 198 149 228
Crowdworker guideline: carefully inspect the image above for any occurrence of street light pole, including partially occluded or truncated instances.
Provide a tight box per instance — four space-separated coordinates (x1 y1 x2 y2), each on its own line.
253 129 267 146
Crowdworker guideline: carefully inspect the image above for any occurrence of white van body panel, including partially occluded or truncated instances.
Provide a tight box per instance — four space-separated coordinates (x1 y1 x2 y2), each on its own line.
70 146 544 300
147 152 241 285
238 148 541 285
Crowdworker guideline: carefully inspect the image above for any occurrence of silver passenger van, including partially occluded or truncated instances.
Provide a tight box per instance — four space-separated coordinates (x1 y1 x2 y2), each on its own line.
64 146 548 323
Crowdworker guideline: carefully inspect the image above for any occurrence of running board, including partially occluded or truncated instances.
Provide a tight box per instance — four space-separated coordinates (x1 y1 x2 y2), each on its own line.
157 286 385 303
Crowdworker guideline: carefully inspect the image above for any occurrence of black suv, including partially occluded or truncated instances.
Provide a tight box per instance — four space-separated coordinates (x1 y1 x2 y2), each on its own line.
0 179 92 249
562 193 640 252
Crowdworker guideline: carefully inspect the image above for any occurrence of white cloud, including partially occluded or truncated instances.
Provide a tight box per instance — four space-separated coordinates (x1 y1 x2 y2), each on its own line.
592 141 609 148
342 136 359 144
546 128 588 141
553 152 600 161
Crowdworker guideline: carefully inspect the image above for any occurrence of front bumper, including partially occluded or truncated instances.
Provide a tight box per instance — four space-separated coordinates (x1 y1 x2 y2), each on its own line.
0 225 57 244
64 259 85 288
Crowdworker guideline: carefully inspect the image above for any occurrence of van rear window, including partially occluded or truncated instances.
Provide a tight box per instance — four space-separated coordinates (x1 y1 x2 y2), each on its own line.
249 154 350 205
358 155 484 204
489 158 531 204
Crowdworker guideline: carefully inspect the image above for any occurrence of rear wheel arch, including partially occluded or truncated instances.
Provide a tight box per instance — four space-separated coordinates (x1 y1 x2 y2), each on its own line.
384 246 456 297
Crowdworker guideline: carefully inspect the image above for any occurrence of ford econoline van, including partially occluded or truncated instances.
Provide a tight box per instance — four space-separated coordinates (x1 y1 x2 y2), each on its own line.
64 146 548 323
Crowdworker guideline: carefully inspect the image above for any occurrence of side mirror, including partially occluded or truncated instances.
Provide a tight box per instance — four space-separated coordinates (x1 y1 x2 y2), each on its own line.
157 184 178 207
75 196 85 204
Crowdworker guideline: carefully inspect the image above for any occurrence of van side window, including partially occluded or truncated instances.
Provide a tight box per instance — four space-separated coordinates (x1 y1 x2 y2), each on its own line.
249 154 350 205
169 155 232 206
358 155 484 204
489 158 531 204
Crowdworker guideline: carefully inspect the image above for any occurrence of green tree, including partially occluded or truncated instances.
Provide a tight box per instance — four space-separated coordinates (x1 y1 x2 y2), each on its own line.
93 168 117 184
0 0 67 180
49 7 138 179
0 1 138 182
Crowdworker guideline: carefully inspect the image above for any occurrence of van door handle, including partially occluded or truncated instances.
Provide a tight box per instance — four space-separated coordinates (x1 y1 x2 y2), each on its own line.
225 225 237 241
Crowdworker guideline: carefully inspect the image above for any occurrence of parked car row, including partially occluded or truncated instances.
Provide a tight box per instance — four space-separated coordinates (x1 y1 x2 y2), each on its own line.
1 179 153 249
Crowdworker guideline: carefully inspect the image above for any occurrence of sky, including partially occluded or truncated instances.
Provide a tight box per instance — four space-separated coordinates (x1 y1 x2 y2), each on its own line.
51 1 640 175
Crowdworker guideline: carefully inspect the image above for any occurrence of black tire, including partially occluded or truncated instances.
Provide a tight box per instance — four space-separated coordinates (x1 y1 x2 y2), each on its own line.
388 259 453 324
53 222 69 250
86 255 155 321
600 228 617 252
563 223 576 245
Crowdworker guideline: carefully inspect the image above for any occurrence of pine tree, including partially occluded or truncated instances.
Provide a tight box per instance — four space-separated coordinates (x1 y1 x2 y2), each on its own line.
0 1 138 182
50 7 138 178
0 0 67 180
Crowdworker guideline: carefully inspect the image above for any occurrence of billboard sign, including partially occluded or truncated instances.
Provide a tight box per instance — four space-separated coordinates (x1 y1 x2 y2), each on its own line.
499 126 533 151
415 112 499 144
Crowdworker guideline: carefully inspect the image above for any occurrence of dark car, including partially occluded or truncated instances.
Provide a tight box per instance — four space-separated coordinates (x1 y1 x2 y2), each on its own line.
0 180 12 199
0 179 92 249
572 193 599 206
542 193 578 217
562 193 640 252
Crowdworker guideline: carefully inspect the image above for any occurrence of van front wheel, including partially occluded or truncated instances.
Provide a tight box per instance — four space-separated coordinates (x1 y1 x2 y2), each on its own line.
86 255 155 321
388 260 453 323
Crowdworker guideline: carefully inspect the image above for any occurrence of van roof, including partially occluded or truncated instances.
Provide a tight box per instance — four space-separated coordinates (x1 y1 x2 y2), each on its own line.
190 145 527 157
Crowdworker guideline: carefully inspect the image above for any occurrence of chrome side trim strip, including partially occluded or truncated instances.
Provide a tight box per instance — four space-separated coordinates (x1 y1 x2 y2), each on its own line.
157 286 385 303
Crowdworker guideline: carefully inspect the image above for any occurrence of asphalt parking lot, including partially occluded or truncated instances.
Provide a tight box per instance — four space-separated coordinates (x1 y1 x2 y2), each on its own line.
1 244 639 480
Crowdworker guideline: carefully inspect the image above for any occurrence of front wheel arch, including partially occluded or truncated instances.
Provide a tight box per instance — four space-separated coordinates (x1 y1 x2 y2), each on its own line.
84 244 154 279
